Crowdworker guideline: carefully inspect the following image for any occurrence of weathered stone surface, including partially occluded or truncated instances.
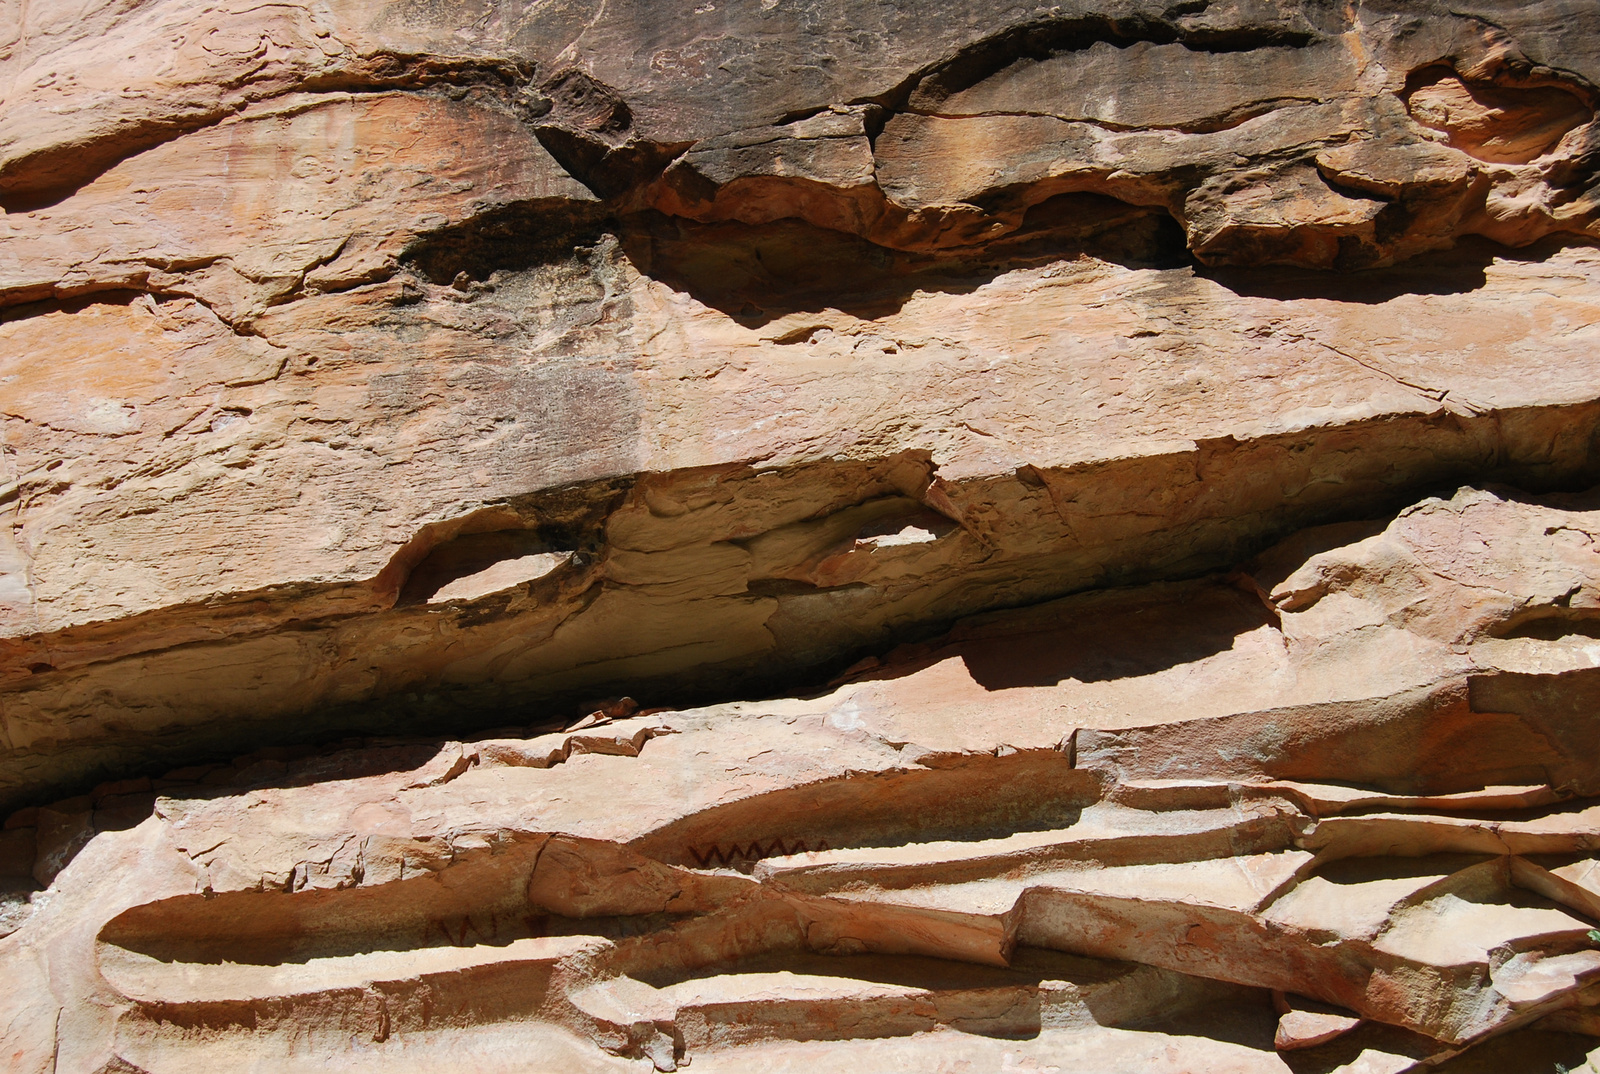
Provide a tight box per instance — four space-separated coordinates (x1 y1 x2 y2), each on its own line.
3 487 1600 1069
4 0 1600 1069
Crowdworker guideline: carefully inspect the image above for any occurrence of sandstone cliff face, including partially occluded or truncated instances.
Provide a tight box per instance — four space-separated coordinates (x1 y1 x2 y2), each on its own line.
4 1 1600 1071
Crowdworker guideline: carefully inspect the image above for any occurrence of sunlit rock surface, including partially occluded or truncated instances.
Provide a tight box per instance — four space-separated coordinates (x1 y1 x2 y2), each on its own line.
3 1 1600 1071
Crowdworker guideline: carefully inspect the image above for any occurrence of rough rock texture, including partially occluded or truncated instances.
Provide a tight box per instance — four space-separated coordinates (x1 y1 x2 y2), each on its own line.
4 1 1600 1071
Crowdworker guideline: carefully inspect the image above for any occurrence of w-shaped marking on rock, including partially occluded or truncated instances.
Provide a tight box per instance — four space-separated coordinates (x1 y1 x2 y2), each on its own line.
686 836 832 868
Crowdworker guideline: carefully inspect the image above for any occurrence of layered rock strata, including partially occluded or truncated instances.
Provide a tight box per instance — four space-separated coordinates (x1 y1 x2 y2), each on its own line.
4 0 1600 1070
7 487 1600 1071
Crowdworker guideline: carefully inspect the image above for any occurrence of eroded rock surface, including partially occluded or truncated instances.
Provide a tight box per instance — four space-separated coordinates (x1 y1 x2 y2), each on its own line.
3 0 1600 1070
6 488 1600 1071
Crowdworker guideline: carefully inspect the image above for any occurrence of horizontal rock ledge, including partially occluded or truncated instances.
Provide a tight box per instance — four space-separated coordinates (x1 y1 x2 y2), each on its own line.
3 400 1599 811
